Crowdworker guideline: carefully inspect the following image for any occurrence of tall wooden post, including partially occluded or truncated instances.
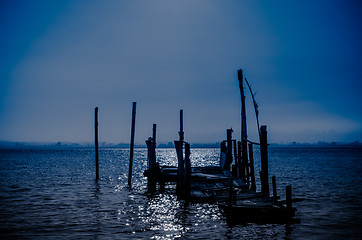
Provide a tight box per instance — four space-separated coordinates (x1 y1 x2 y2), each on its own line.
179 109 184 142
176 109 184 197
146 124 157 193
248 143 256 191
146 137 155 193
153 124 157 150
260 125 269 196
94 107 99 181
152 124 157 191
128 102 137 186
237 141 241 178
238 69 248 181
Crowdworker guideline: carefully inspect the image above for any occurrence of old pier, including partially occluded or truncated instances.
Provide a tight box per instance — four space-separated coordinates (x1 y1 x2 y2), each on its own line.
95 69 298 224
141 69 298 224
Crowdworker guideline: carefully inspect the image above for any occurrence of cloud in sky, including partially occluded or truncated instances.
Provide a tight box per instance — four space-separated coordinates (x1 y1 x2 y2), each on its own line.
1 0 361 144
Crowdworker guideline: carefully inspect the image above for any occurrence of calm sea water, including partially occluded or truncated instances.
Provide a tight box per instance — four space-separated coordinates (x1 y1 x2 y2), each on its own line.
0 147 361 239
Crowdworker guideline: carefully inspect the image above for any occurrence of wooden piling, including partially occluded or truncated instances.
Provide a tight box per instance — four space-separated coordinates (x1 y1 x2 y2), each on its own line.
272 176 278 204
152 124 157 191
146 139 156 193
184 142 191 200
238 69 248 181
146 124 157 193
220 141 227 169
248 143 256 191
179 109 184 142
260 125 269 196
176 109 184 197
226 129 233 171
233 140 237 171
128 102 136 186
286 185 292 209
153 123 157 149
237 141 241 178
94 107 99 181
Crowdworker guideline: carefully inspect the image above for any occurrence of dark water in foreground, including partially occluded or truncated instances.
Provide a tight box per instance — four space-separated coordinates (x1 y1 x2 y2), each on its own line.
0 147 361 239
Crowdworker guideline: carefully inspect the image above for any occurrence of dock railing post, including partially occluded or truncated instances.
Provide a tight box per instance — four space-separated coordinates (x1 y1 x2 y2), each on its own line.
128 102 137 187
248 143 256 191
260 125 269 196
94 107 99 181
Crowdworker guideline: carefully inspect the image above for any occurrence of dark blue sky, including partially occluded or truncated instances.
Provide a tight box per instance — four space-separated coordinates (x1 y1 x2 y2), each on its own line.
1 0 361 144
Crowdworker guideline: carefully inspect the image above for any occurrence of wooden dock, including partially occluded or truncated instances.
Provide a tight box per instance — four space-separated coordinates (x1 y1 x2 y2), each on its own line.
137 69 298 224
144 164 297 224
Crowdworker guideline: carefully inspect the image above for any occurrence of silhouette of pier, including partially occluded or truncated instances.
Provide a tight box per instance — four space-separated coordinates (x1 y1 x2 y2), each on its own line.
94 69 299 224
142 69 298 224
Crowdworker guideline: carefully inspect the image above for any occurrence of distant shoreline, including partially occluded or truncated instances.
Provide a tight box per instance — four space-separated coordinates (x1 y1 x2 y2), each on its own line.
1 141 361 150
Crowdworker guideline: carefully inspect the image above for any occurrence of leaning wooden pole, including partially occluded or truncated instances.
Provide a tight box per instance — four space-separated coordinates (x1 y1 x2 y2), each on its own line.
128 102 137 186
238 69 248 181
94 107 99 181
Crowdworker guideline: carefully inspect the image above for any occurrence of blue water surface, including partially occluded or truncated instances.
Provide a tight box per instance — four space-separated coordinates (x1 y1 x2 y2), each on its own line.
0 147 361 239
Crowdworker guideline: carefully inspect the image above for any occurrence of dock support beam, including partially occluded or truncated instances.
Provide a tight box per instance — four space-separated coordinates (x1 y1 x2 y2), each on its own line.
128 102 137 187
260 125 269 196
94 107 99 181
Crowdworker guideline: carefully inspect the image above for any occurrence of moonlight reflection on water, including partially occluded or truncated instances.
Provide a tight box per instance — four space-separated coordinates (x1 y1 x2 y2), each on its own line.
0 148 361 239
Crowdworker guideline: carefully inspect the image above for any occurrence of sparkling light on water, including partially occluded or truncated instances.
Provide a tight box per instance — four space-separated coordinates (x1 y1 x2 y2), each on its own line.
0 148 361 239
